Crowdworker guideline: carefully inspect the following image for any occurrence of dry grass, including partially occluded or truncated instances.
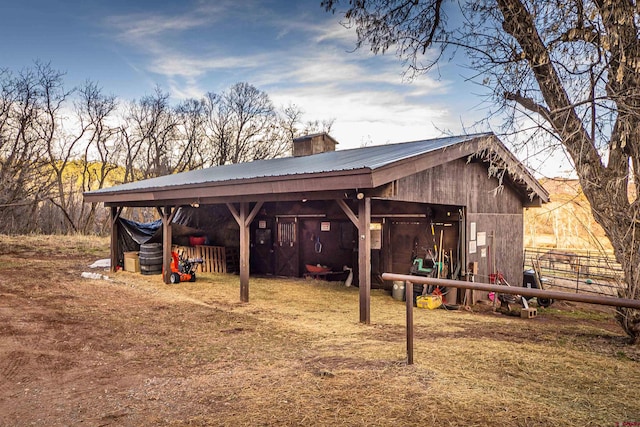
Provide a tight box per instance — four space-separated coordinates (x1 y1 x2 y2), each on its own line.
0 234 638 426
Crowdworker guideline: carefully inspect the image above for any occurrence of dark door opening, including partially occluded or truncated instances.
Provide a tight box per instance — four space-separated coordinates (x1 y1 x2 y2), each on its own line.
251 224 273 275
275 218 299 277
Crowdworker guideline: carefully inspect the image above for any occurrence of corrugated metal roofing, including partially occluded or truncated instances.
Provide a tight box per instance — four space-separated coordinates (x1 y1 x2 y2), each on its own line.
88 133 491 195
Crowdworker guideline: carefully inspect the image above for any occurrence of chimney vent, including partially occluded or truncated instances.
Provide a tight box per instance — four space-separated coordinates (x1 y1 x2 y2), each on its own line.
292 132 339 157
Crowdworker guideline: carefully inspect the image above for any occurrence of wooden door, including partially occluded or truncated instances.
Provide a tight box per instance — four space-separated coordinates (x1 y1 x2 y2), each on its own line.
275 218 299 277
251 226 273 275
390 220 431 275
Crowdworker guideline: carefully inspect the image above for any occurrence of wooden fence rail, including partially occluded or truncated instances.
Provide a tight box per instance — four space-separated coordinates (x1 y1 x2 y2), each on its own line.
382 272 640 365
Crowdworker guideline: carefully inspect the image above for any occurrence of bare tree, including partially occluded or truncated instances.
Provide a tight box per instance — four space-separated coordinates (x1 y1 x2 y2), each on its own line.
280 103 305 142
202 92 230 166
174 98 206 172
118 120 141 184
0 69 334 234
302 117 335 136
120 87 178 179
77 81 119 234
280 103 335 142
323 0 640 341
0 64 56 233
36 62 84 233
202 82 291 165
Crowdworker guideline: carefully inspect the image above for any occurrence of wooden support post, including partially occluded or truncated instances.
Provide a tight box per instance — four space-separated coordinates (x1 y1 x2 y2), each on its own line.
358 197 371 324
161 206 175 284
239 202 249 302
337 198 372 324
109 206 122 273
227 201 263 303
406 281 414 365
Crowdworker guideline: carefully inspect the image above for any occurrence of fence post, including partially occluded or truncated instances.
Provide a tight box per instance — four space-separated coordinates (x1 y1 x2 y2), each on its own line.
405 281 414 365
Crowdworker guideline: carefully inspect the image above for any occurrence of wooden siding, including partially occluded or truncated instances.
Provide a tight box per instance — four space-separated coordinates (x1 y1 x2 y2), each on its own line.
390 158 525 289
392 159 522 212
466 213 524 289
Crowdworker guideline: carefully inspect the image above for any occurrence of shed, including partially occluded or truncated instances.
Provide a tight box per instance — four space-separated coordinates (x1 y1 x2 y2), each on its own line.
84 132 548 323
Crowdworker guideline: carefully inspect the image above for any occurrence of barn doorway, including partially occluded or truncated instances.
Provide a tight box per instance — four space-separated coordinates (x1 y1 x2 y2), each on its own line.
275 217 299 277
387 213 462 279
250 218 274 275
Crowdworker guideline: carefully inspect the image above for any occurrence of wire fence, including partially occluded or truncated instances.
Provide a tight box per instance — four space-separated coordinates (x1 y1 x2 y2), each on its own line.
523 247 625 298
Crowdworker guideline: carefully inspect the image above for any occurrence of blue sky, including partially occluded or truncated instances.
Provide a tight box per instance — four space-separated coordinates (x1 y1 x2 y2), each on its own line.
1 0 571 175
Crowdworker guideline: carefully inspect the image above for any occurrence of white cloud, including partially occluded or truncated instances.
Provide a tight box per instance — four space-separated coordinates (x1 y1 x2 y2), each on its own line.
104 3 229 43
101 1 464 148
150 53 270 78
269 80 455 149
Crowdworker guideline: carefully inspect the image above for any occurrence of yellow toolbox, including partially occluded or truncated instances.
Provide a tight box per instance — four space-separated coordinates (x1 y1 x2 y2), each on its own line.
416 294 442 310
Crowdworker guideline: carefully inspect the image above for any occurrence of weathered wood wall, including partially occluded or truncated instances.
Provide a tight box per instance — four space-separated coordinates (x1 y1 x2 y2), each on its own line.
200 157 527 293
249 201 358 279
392 158 525 287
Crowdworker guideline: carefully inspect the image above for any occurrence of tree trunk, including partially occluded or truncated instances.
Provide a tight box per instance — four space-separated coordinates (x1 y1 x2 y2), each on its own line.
497 0 640 341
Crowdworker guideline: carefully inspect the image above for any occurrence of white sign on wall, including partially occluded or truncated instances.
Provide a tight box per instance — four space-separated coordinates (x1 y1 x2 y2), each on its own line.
477 232 486 247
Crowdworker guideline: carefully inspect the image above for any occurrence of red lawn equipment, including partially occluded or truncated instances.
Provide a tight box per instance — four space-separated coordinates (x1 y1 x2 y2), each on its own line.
169 251 203 284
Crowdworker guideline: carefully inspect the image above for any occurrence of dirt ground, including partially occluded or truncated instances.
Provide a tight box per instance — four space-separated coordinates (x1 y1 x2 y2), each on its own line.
1 235 639 426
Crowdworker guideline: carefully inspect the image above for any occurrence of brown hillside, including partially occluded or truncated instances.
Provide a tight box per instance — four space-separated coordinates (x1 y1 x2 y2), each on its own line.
524 178 612 251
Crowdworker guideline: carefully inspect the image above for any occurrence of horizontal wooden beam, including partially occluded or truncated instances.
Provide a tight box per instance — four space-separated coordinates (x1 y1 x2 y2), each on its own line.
101 190 362 208
85 170 374 205
381 273 640 310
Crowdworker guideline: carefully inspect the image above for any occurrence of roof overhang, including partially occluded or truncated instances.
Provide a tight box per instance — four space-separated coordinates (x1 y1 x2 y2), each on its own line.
84 168 376 207
83 133 549 208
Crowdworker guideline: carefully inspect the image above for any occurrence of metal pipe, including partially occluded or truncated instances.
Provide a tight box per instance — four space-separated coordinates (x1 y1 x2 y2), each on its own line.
381 273 640 310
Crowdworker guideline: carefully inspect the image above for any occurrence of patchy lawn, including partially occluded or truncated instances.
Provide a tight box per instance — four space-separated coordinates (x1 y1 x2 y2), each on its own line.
0 235 638 426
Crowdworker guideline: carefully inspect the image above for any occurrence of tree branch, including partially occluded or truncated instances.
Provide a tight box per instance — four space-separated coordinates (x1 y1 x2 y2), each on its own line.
504 91 552 123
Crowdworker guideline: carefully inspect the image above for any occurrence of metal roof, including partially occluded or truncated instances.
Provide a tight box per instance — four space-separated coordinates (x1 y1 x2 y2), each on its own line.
87 133 490 195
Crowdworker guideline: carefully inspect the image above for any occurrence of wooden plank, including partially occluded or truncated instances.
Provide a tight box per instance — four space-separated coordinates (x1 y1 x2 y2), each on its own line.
370 140 479 188
198 246 207 273
335 199 358 226
383 272 640 310
173 245 197 261
87 171 375 205
358 197 371 324
406 281 414 365
245 201 264 227
175 245 229 274
103 190 364 208
218 247 227 273
110 207 121 273
239 202 250 302
193 245 227 273
226 203 241 225
162 206 174 284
